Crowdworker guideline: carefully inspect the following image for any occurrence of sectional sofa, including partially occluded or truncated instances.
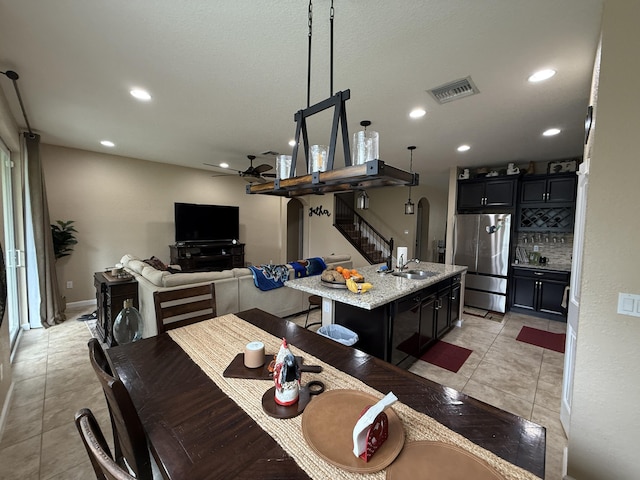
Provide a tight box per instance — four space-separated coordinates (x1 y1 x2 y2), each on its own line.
119 254 353 338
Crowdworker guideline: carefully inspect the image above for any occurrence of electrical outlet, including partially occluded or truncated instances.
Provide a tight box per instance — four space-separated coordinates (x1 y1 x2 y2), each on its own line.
0 363 3 382
66 281 73 289
533 245 540 252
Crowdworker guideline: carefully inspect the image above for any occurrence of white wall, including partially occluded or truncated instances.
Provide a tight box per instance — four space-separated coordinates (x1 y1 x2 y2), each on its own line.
567 1 640 478
42 144 283 302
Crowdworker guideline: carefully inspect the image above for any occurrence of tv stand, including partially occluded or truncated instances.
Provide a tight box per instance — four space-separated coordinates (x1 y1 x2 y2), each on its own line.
170 242 245 272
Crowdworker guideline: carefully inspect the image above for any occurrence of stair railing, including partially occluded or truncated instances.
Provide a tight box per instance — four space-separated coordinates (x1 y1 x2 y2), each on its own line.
334 195 393 268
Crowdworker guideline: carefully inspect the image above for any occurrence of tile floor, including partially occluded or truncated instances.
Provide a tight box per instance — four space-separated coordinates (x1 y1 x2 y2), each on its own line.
0 304 566 479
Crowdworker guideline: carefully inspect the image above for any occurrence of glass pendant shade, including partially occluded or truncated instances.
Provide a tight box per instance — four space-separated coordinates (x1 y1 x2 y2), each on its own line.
404 146 416 215
404 198 415 215
357 190 370 210
113 299 143 345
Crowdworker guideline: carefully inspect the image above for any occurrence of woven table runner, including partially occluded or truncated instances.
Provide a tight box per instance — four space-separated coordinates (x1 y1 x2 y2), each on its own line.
169 314 540 480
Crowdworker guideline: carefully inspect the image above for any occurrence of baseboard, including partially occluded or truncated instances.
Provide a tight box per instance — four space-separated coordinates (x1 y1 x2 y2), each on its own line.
67 299 97 309
0 380 16 444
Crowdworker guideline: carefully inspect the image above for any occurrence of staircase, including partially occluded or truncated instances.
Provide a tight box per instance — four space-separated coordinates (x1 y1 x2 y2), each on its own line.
334 195 393 267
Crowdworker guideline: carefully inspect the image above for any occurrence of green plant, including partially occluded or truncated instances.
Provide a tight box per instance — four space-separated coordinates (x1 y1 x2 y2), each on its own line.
51 220 78 259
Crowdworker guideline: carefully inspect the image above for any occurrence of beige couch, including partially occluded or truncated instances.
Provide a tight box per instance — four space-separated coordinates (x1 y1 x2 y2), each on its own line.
120 254 352 338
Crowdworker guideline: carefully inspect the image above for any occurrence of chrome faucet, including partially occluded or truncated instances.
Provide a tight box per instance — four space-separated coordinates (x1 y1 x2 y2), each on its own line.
399 258 420 271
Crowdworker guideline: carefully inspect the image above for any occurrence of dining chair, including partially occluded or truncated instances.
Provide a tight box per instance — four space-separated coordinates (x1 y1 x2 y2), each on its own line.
75 408 136 480
153 282 216 334
88 338 154 480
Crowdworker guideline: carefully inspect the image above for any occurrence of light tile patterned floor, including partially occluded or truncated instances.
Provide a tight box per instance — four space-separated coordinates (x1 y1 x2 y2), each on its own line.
0 305 566 479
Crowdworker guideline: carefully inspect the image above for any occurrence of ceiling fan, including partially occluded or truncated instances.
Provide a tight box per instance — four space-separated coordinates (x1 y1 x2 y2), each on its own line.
204 155 276 184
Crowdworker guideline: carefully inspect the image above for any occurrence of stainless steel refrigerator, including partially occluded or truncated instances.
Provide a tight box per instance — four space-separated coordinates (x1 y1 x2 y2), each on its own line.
453 213 511 313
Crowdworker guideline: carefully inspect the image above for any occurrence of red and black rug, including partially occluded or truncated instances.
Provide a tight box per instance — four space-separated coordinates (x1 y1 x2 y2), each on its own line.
516 326 566 353
419 341 473 373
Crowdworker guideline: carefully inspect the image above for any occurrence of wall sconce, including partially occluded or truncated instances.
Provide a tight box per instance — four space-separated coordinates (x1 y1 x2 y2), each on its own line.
357 190 370 210
405 146 416 215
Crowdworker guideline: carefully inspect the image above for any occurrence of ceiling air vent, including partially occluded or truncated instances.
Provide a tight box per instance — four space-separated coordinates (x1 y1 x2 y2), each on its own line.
428 76 479 104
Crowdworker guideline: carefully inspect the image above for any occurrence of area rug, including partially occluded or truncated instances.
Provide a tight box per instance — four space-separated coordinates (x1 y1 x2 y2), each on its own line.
516 326 565 353
419 341 473 373
463 306 505 323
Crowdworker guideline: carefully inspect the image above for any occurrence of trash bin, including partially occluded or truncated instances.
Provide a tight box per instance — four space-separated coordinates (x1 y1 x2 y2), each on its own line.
317 324 359 346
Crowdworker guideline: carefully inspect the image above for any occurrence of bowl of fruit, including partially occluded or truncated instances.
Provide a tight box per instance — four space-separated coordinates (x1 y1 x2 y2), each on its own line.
320 266 363 289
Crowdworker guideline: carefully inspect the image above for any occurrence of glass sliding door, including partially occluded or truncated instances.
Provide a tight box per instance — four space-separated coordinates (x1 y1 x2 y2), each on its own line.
1 140 21 349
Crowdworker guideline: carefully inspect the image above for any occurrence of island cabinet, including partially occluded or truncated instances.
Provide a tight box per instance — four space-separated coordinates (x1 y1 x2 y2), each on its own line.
510 267 569 321
457 177 517 211
335 273 462 368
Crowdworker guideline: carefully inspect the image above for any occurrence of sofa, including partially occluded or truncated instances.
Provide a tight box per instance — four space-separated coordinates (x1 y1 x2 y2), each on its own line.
120 254 352 338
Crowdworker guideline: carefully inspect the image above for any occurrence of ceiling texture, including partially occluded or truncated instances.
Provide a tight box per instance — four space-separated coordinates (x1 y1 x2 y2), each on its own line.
0 0 603 187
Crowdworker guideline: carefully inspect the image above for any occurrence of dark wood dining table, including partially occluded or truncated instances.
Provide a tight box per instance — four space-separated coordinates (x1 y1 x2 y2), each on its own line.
107 308 545 479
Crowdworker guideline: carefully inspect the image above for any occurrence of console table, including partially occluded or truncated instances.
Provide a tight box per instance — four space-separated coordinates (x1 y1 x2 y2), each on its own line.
170 242 245 272
93 272 138 347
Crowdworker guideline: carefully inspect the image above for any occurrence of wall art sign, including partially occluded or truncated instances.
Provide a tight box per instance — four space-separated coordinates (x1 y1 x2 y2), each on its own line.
309 206 331 217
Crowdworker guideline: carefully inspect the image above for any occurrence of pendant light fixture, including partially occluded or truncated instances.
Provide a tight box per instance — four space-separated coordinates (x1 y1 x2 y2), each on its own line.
404 146 416 215
246 1 417 198
356 190 370 210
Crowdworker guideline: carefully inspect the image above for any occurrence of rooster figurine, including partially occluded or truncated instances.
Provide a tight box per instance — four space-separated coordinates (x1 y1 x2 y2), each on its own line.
273 338 300 406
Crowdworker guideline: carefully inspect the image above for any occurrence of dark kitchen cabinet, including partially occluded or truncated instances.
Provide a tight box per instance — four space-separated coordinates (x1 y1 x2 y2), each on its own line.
457 177 517 211
520 174 577 204
337 274 462 370
510 267 569 321
517 173 577 232
392 292 433 368
390 275 461 369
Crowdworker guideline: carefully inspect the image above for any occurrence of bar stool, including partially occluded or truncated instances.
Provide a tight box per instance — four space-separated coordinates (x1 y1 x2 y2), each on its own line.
304 295 322 329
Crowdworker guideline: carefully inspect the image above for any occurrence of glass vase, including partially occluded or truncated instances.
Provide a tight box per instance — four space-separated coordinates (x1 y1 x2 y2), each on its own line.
113 299 143 345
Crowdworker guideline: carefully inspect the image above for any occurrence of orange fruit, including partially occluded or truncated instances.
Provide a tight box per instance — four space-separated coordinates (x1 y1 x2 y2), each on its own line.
336 266 343 273
342 270 351 279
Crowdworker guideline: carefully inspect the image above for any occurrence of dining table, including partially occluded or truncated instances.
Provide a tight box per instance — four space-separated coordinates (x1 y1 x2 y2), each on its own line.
107 308 545 479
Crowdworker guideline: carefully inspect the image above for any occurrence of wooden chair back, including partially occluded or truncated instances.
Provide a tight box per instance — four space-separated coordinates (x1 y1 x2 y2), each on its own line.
75 408 136 480
153 283 216 334
88 338 153 480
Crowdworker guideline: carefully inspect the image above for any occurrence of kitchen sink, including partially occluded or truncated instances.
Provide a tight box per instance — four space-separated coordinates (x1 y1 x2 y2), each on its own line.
392 269 439 280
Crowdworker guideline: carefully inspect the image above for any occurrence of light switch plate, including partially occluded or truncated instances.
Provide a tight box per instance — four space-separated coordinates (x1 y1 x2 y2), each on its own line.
617 293 640 317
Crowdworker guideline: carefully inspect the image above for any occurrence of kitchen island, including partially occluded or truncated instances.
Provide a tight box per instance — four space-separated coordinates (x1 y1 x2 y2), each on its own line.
286 262 467 368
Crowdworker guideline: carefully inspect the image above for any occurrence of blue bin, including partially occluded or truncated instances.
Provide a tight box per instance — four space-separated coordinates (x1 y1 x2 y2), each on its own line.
317 324 359 346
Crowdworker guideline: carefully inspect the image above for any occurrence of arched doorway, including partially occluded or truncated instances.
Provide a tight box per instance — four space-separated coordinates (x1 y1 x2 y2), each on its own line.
416 197 430 261
286 198 304 261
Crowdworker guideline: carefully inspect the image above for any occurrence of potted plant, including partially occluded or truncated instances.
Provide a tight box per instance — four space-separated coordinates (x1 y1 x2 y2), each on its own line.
51 220 78 259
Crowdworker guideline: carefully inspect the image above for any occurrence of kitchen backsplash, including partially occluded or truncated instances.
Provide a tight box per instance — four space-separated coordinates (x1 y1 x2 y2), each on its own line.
515 232 573 266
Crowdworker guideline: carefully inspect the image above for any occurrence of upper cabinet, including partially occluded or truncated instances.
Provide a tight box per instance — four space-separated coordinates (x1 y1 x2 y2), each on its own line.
457 177 517 211
517 173 578 232
520 174 577 204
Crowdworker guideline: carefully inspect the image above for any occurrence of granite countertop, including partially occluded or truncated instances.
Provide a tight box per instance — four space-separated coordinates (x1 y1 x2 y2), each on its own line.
285 262 467 310
512 262 572 272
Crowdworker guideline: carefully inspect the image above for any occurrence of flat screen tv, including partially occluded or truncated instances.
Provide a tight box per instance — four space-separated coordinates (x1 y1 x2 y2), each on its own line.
174 203 239 244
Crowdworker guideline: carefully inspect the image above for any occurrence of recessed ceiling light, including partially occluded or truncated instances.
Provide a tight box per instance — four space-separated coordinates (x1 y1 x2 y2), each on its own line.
528 69 556 83
543 128 561 136
130 88 152 101
457 145 471 152
100 140 115 147
288 139 296 147
219 162 229 169
409 108 426 119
